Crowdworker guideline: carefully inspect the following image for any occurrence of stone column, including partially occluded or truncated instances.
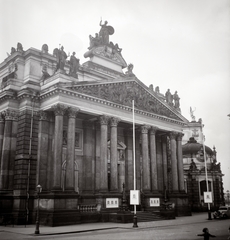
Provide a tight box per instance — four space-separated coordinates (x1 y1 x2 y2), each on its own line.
95 122 101 191
51 104 66 191
156 136 164 191
162 135 168 190
66 107 79 191
36 111 49 190
149 127 158 192
83 120 95 192
170 132 179 191
177 132 185 191
110 117 120 192
0 110 13 190
141 125 151 192
0 114 5 166
124 129 133 191
99 115 109 192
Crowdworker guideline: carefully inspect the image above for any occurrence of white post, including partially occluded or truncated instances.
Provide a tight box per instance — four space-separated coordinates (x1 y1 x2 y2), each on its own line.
132 100 136 214
201 122 212 219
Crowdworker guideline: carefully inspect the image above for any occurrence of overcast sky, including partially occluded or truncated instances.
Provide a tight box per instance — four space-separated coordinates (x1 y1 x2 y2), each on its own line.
0 0 230 191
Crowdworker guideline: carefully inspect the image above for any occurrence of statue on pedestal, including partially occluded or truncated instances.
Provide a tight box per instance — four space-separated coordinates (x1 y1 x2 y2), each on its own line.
165 89 173 106
69 52 80 78
173 91 180 108
53 46 68 72
99 19 114 45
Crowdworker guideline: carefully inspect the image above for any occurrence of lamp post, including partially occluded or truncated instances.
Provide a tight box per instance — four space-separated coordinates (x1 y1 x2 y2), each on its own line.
35 184 42 234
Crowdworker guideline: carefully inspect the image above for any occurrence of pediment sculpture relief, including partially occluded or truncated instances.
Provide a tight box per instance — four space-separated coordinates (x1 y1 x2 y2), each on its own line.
72 82 180 120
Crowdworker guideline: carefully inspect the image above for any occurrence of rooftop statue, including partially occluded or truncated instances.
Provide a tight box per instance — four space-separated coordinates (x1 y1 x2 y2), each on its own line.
89 33 101 49
99 19 114 45
165 89 173 106
125 63 135 77
17 42 23 52
69 52 80 78
173 91 180 108
190 107 196 122
53 46 68 72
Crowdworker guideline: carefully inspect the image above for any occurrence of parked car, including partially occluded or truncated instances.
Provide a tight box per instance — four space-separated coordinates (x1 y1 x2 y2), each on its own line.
213 206 230 219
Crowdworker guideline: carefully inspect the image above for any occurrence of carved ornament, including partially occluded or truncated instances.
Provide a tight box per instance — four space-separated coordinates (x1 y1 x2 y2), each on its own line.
149 126 158 135
51 104 67 116
176 132 184 141
110 117 121 127
71 81 180 121
67 107 80 118
169 132 178 140
99 115 110 125
38 110 48 121
141 125 150 134
3 109 18 121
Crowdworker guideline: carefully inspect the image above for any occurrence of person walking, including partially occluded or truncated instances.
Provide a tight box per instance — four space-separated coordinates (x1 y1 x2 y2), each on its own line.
197 228 216 240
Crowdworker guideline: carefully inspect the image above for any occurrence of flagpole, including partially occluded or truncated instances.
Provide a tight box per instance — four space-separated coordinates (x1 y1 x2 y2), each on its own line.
132 100 138 227
201 122 212 220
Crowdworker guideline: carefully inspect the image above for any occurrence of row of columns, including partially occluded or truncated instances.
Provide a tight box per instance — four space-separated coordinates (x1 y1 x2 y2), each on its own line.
98 117 185 194
37 104 80 191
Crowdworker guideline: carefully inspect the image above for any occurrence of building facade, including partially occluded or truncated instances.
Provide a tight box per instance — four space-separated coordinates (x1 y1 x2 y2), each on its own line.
0 22 191 226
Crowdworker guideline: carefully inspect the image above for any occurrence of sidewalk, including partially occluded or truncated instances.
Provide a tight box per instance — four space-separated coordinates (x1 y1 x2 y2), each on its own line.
0 212 211 236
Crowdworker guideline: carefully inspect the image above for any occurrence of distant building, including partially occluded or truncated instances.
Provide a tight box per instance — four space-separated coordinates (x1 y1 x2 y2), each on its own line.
182 120 225 211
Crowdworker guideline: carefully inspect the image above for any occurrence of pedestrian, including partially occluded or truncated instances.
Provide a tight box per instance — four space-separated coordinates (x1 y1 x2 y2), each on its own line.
197 228 216 240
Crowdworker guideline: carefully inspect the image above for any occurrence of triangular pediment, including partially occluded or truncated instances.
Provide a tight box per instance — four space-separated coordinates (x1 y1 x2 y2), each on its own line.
69 80 185 121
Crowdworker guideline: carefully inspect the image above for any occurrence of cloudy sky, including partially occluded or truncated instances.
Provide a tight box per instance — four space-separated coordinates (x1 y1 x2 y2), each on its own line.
0 0 230 191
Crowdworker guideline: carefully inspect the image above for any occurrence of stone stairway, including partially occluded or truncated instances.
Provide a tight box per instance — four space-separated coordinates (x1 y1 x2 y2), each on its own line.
135 211 166 222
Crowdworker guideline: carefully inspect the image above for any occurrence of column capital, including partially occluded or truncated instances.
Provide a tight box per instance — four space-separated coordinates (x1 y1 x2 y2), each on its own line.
38 110 48 121
99 115 110 125
141 125 150 134
169 131 178 140
51 104 67 116
3 109 18 121
67 107 80 118
176 132 184 141
110 117 121 127
149 126 158 135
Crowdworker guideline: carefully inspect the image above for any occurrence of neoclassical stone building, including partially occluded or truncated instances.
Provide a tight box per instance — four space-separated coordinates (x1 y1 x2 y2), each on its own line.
0 22 191 226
